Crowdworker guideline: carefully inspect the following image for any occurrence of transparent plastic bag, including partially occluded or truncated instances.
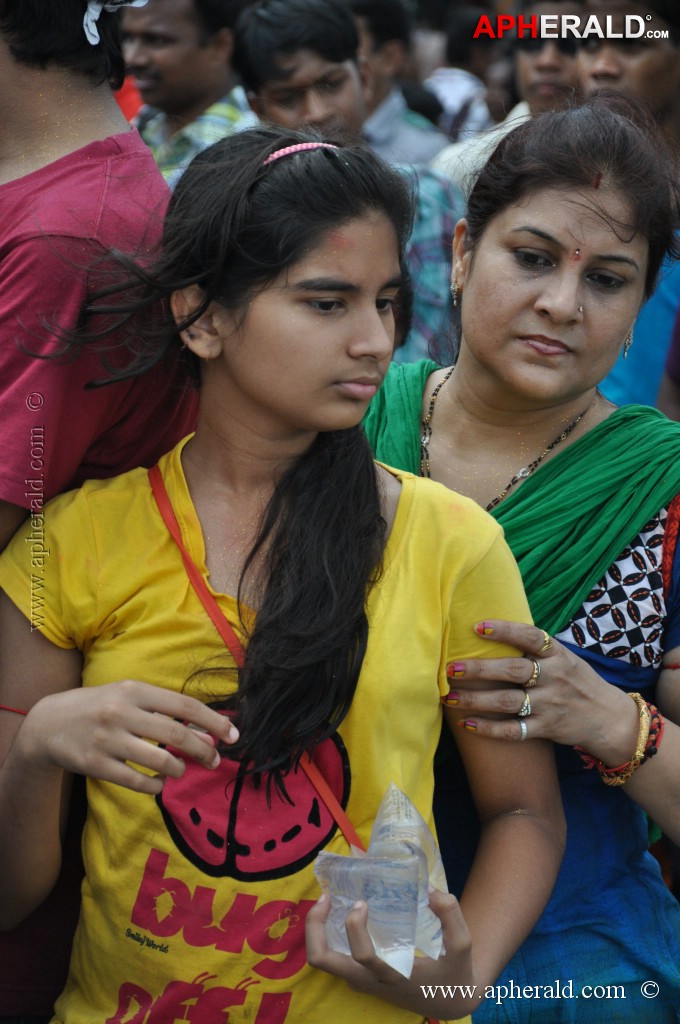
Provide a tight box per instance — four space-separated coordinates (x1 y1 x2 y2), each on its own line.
313 783 446 977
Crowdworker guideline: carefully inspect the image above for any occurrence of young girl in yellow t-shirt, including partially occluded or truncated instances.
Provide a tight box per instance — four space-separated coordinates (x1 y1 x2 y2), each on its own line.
0 126 564 1024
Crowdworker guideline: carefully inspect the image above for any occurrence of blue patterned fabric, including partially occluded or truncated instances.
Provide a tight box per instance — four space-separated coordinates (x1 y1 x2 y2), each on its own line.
393 169 463 365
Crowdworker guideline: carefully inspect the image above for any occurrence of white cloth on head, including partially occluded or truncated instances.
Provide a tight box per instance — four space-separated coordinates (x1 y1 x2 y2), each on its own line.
83 0 148 45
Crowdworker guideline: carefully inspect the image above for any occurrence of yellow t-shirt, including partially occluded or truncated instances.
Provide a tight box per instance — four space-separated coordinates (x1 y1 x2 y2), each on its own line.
0 438 531 1024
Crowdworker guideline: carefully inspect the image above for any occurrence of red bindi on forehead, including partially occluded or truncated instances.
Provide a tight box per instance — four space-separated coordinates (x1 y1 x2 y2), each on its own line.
326 231 353 249
571 248 582 262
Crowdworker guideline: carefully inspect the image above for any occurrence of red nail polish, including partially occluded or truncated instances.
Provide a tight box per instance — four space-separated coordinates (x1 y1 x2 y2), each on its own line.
444 691 460 705
446 662 466 678
474 621 494 636
462 720 477 732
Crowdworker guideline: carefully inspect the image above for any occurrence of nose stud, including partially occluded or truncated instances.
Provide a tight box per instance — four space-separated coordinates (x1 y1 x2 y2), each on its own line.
578 306 584 314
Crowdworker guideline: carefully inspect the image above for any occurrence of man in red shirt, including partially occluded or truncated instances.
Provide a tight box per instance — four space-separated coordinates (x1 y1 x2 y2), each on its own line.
0 0 198 554
0 2 197 1019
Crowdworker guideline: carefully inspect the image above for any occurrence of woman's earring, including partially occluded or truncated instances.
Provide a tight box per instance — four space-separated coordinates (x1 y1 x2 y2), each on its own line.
180 328 195 351
623 331 633 359
451 282 459 308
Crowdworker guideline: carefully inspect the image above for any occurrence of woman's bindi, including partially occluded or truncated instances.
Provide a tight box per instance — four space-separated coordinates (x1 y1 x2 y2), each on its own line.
571 248 582 262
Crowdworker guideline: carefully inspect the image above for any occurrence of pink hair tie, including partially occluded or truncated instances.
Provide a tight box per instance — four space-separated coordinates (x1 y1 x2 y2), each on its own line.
262 142 339 167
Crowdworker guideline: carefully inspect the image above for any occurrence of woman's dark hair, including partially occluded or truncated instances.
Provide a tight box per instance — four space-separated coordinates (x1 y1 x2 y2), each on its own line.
466 93 680 299
86 126 414 788
0 0 125 87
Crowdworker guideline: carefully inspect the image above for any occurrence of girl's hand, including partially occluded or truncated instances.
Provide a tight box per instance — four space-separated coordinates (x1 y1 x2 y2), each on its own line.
446 620 637 759
306 887 477 1018
19 680 240 794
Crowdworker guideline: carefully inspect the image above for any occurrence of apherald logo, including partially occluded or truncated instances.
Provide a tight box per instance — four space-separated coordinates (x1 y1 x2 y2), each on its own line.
473 13 669 41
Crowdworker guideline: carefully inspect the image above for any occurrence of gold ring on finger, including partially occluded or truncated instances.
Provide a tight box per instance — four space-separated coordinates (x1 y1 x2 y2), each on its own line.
518 690 532 717
518 719 528 741
536 630 552 656
526 658 541 688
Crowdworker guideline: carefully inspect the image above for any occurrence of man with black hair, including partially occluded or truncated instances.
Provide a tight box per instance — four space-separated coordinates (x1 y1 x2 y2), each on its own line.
0 1 198 1018
579 0 680 146
234 0 464 363
122 0 256 187
347 0 448 165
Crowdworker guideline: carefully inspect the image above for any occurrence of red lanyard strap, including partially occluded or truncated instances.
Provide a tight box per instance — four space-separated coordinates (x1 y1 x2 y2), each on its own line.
148 464 246 668
150 468 440 1019
148 465 365 852
300 752 365 851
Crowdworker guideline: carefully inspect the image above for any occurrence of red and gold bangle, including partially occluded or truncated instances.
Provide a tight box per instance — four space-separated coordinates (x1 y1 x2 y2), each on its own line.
575 692 664 787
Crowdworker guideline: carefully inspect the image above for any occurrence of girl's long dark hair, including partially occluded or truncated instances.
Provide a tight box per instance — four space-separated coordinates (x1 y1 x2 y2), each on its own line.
77 127 415 789
231 428 384 787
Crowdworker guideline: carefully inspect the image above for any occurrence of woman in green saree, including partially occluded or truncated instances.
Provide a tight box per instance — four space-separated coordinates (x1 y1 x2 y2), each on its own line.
364 94 680 1022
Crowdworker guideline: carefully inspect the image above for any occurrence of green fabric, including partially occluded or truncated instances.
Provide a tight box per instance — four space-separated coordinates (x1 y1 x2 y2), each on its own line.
364 364 680 633
494 405 680 633
362 359 438 475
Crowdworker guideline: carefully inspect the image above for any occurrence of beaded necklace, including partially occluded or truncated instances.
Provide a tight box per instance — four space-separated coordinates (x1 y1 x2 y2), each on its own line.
420 366 455 479
419 368 587 511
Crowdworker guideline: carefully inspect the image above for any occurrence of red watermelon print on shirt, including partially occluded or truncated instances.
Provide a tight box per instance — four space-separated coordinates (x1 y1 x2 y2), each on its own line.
157 718 350 882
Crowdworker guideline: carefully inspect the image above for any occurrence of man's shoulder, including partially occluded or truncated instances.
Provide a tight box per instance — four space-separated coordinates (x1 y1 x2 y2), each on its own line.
366 87 447 165
0 131 168 246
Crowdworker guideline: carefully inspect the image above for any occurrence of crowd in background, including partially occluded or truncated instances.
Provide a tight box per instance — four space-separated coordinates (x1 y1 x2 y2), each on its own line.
117 0 680 405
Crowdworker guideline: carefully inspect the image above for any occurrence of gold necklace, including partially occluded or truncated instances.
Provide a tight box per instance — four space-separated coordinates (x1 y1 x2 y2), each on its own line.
483 412 585 510
419 369 588 510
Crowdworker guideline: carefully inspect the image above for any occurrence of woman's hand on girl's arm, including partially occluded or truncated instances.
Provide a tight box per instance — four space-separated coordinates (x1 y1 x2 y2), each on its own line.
306 887 478 1018
447 620 680 846
444 620 638 756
